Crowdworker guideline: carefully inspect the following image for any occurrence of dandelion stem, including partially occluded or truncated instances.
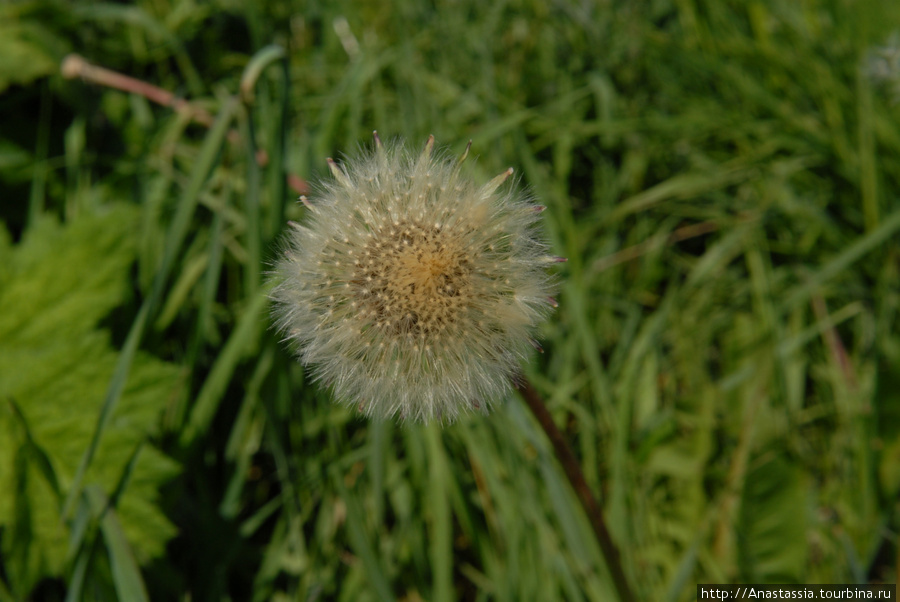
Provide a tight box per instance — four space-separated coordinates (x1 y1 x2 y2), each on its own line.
516 378 636 602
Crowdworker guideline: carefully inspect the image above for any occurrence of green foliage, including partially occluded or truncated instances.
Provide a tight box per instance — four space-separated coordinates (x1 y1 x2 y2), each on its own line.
738 454 808 583
0 4 61 93
0 206 182 597
0 0 899 600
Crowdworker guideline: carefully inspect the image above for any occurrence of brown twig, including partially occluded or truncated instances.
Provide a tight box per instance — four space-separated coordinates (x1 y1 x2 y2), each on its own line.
591 214 759 274
60 54 308 195
811 294 857 391
591 219 720 274
62 54 216 127
516 378 636 602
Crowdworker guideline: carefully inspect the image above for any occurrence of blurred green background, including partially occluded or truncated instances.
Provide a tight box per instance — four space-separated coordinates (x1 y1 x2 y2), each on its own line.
1 0 899 600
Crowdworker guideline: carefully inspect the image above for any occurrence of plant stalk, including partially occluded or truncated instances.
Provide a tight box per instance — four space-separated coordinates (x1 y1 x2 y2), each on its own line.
516 378 636 602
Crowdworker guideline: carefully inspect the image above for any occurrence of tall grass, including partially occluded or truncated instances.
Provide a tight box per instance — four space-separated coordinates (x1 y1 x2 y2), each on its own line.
0 0 898 600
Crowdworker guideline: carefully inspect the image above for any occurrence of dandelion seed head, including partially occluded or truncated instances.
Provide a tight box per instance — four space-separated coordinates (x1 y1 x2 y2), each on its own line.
867 31 900 104
270 135 560 423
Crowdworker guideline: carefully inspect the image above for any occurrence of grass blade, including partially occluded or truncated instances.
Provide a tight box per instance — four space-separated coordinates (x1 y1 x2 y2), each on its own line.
332 468 397 602
99 504 151 602
239 45 286 103
181 288 268 445
426 425 452 602
783 207 900 311
63 99 239 518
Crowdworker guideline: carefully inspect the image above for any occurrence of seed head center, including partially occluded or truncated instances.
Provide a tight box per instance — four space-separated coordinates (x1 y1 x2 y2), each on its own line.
399 249 451 295
354 219 472 337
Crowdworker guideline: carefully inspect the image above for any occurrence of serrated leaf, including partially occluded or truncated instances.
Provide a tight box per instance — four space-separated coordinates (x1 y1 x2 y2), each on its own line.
0 206 184 596
737 454 809 583
0 22 57 93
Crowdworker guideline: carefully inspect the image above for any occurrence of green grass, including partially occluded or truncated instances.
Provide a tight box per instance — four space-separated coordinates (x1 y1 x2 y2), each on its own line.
1 0 899 600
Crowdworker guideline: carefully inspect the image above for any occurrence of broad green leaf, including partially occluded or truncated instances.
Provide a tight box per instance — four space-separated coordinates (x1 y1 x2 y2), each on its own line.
0 22 57 93
0 206 183 596
737 454 809 583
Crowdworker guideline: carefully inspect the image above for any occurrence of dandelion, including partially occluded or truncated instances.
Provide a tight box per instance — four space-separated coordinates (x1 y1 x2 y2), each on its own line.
867 31 900 103
270 133 560 423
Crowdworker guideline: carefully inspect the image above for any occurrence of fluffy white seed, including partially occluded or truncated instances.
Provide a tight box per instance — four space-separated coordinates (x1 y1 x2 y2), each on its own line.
269 135 558 423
